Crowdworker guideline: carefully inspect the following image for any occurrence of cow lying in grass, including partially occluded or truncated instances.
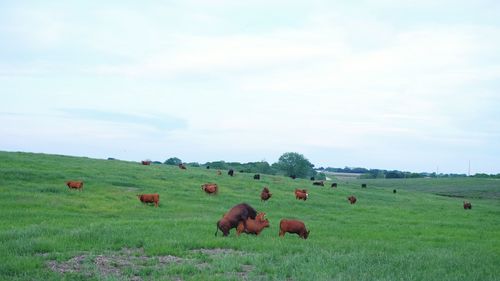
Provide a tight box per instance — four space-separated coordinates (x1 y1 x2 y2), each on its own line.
66 181 84 191
236 212 270 236
137 193 159 207
215 203 257 237
201 183 218 194
279 219 310 239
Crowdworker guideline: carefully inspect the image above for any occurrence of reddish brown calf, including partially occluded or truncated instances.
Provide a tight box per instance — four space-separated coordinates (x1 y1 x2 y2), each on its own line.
137 193 160 207
201 183 218 194
294 189 308 201
348 195 357 204
279 219 310 239
66 181 84 191
236 213 270 236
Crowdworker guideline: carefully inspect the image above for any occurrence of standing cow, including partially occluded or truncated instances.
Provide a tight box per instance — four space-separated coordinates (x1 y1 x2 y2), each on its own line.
228 169 234 176
137 193 160 207
261 187 272 201
348 195 357 204
295 189 308 201
66 181 84 191
215 203 257 237
331 183 337 188
463 201 472 209
279 219 310 239
236 213 270 236
254 174 260 180
313 181 324 186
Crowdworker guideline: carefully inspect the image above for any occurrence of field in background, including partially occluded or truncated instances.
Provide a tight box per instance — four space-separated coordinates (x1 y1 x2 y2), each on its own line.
1 151 499 281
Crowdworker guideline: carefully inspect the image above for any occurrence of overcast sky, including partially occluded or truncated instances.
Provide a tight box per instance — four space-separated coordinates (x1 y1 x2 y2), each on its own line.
1 1 499 174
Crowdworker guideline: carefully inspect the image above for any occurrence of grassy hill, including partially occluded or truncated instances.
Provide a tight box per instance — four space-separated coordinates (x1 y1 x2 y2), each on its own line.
0 151 499 281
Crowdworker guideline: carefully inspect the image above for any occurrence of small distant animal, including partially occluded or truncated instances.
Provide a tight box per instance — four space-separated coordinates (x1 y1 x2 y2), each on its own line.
295 189 308 201
228 169 234 176
178 163 187 169
348 195 357 204
217 170 222 176
137 193 159 207
279 219 310 239
141 160 151 165
254 174 260 180
201 183 218 194
393 189 397 194
237 212 270 236
215 203 257 236
206 166 210 169
66 181 84 191
261 187 272 201
361 183 367 188
313 181 324 186
310 177 315 181
290 175 296 179
463 201 472 210
331 183 337 188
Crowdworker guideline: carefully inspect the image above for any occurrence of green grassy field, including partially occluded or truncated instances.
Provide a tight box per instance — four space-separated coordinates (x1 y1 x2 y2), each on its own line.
1 151 499 281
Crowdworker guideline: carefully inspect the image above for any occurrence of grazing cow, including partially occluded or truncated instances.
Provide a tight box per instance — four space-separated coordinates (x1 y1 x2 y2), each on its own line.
310 177 315 181
228 169 234 176
237 212 270 236
348 195 357 204
141 160 151 165
215 203 257 237
331 183 338 188
206 166 210 169
66 181 84 191
313 181 324 186
254 174 260 180
279 219 310 239
217 170 222 176
179 163 187 170
295 189 308 201
463 201 472 210
261 187 272 201
137 193 160 207
361 183 367 188
201 183 218 194
290 175 296 180
393 189 397 194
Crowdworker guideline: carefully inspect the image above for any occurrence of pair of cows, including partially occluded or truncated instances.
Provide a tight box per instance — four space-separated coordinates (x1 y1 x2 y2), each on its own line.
215 203 310 239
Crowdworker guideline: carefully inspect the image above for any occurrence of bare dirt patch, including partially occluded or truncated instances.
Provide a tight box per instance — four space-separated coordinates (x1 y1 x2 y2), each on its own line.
47 247 184 280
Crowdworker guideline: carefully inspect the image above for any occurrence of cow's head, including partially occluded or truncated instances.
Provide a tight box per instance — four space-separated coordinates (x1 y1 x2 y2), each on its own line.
303 230 310 239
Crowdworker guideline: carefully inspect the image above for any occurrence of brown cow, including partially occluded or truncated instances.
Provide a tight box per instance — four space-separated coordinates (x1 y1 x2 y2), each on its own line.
236 212 270 236
217 170 222 176
66 181 84 191
215 203 257 237
228 169 234 176
137 193 159 207
261 187 272 201
313 181 324 186
279 219 310 239
295 189 308 201
179 163 187 170
348 195 357 204
331 183 337 188
463 201 472 209
141 160 151 165
201 183 218 194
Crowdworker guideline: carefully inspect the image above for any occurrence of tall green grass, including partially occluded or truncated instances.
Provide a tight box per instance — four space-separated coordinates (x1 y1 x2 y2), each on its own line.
0 151 499 280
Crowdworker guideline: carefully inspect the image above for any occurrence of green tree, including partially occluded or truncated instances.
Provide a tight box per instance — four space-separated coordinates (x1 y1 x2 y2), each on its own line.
275 152 315 178
164 157 182 165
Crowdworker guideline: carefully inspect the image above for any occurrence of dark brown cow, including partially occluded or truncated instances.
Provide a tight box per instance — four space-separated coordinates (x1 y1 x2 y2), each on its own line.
348 195 357 204
217 170 222 176
254 174 260 180
261 187 272 201
331 183 338 188
463 201 472 210
141 160 151 165
236 212 270 236
201 183 218 194
228 169 234 176
295 189 308 201
393 189 397 194
279 219 310 239
215 203 257 236
310 177 315 181
178 163 187 170
313 181 324 186
290 175 296 180
137 193 159 207
66 181 84 191
361 183 367 188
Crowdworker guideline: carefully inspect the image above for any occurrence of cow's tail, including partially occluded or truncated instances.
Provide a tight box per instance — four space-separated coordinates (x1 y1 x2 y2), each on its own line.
215 221 220 237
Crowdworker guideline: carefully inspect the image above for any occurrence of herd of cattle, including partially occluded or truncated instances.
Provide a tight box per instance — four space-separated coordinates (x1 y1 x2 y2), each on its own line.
65 161 473 239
